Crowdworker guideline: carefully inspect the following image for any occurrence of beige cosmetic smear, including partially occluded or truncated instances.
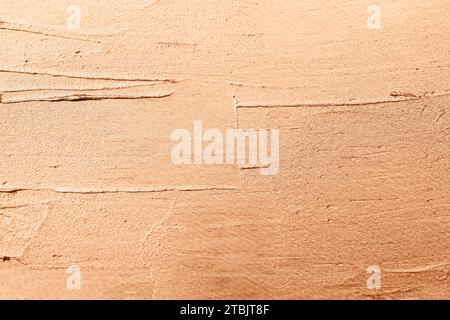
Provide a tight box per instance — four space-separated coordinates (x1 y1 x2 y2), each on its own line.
0 0 448 299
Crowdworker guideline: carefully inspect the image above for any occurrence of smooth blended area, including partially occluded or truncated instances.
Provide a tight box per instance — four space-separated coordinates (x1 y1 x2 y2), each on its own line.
0 0 449 299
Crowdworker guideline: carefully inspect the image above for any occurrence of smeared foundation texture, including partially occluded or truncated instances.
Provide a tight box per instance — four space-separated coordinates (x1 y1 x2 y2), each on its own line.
0 0 449 299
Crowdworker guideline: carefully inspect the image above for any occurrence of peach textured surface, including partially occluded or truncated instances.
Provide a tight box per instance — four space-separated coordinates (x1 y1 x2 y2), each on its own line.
0 0 449 299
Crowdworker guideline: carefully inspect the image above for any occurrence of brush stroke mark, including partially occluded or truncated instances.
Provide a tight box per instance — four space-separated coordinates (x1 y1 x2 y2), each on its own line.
0 20 101 44
0 69 180 83
1 91 175 103
0 186 239 194
235 91 450 109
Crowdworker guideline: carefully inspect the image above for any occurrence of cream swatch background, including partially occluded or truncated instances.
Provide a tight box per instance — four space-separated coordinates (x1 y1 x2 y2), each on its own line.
0 0 449 299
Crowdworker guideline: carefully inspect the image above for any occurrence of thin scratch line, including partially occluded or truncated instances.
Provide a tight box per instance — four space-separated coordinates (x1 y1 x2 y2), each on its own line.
235 91 450 109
